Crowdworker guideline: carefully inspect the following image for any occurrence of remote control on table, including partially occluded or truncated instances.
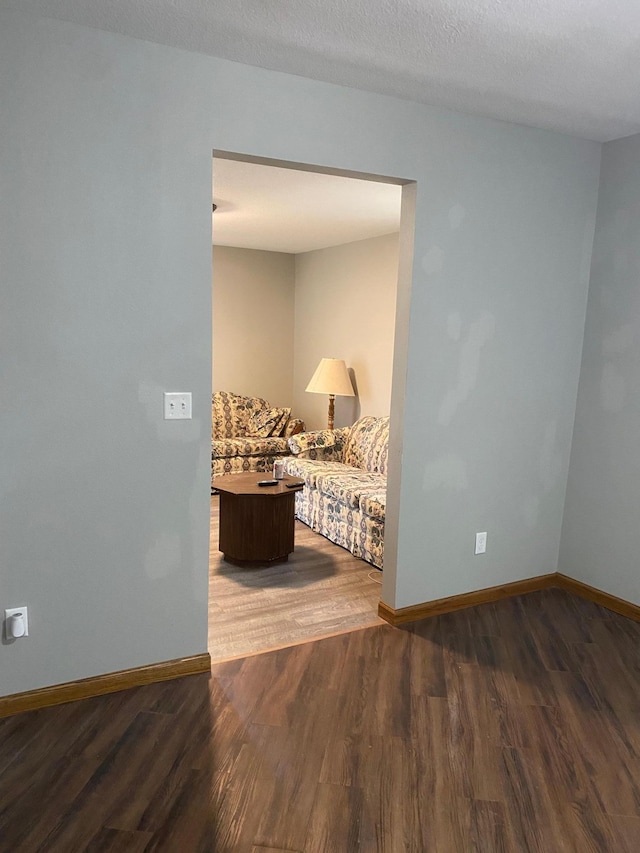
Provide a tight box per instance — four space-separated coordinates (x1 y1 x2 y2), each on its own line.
257 479 278 486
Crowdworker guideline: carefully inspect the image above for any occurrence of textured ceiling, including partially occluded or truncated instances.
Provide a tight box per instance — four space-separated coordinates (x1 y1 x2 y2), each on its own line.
212 159 402 254
9 0 640 141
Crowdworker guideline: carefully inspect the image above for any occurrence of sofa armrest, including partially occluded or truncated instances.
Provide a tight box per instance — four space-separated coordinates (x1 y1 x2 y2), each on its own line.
287 427 350 460
283 418 305 439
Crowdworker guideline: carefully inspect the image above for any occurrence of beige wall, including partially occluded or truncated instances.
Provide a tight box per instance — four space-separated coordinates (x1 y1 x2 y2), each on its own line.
293 233 400 430
212 246 295 407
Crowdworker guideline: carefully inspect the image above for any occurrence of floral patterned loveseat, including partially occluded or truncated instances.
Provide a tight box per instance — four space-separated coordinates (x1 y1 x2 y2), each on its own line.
212 391 304 487
283 416 389 569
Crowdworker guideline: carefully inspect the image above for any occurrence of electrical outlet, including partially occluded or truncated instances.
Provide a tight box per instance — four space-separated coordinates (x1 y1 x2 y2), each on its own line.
475 532 487 555
5 607 29 639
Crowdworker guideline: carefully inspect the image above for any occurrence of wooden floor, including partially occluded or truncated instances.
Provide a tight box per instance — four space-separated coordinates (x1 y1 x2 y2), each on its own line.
208 495 383 662
1 588 640 851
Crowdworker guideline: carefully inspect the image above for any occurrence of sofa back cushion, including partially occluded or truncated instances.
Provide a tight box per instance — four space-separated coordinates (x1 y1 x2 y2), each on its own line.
343 416 390 474
283 417 305 439
246 407 291 438
212 391 269 439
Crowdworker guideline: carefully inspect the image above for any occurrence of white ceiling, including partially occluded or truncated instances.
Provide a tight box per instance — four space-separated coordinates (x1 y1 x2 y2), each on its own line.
10 0 640 141
212 159 402 254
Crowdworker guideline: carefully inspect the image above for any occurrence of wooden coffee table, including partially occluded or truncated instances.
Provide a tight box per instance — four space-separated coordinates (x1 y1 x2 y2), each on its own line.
213 472 305 567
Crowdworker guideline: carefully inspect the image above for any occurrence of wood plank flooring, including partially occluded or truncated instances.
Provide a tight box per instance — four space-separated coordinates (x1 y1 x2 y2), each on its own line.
208 495 383 662
1 588 640 850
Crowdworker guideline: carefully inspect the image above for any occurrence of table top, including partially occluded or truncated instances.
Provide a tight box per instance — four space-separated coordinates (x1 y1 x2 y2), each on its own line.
213 472 305 497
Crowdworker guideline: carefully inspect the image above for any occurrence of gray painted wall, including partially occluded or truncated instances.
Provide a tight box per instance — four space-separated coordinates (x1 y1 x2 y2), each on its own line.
1 10 600 695
392 141 599 607
560 134 640 606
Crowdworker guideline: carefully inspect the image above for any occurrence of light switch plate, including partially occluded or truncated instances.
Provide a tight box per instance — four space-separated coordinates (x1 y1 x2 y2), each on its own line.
164 392 192 420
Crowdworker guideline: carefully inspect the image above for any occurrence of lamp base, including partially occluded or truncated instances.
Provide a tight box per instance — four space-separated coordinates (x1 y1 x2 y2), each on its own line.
328 395 335 430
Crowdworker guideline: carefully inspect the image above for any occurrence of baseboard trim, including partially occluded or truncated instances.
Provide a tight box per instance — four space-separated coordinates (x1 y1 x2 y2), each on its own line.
378 571 640 626
378 573 556 626
555 573 640 623
0 652 211 719
4 575 638 717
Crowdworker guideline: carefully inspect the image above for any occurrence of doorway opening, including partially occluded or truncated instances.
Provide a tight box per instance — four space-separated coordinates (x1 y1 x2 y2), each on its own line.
209 151 416 662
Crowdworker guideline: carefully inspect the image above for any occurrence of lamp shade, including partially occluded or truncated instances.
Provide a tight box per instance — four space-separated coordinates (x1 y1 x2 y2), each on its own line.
305 358 355 397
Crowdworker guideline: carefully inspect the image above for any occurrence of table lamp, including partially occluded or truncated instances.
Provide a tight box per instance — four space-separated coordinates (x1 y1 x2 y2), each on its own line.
305 358 355 429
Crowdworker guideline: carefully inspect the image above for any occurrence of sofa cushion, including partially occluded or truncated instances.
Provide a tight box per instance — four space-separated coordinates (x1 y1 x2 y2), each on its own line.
212 435 289 460
343 416 390 474
314 470 386 511
212 391 269 439
282 458 349 488
283 417 305 439
246 407 290 438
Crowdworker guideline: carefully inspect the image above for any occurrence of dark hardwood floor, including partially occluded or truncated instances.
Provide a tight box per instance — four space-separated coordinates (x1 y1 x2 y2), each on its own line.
1 588 640 851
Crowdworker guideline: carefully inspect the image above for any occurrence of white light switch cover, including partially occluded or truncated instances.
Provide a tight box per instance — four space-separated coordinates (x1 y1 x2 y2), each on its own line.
164 392 192 419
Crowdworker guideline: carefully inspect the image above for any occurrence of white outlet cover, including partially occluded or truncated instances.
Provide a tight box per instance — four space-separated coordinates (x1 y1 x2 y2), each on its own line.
475 532 487 555
164 392 192 420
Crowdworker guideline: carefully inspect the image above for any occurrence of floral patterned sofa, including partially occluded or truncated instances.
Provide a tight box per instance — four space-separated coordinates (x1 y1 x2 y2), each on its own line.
284 416 389 569
212 391 304 487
